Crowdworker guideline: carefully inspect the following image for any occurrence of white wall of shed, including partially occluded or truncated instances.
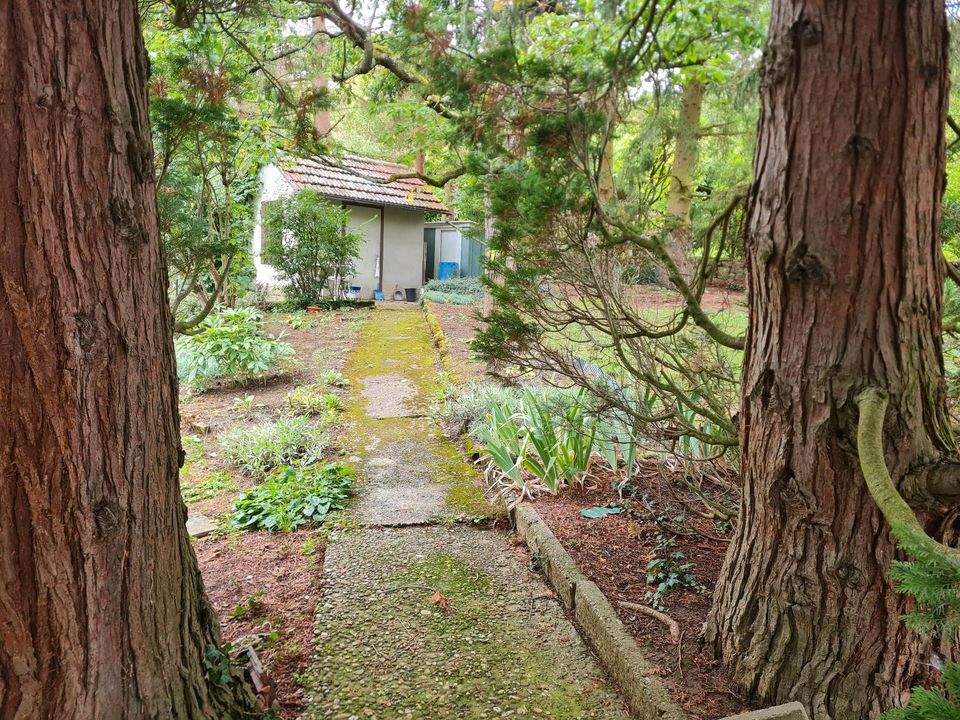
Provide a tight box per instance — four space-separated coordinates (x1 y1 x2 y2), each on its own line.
383 206 426 296
344 204 381 298
252 165 294 286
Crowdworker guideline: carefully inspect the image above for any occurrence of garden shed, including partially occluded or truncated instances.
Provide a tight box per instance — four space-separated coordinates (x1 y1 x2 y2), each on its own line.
252 154 450 299
423 220 486 281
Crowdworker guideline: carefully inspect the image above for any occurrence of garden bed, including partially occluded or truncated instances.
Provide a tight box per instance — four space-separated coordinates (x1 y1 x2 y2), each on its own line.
179 307 369 718
622 281 745 314
195 529 327 717
529 460 750 720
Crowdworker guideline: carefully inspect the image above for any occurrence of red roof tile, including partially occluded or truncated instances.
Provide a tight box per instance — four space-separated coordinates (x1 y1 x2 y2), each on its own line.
279 155 450 214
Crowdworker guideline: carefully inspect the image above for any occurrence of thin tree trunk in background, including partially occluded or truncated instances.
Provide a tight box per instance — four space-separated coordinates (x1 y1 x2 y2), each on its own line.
663 77 704 282
0 2 258 717
706 3 954 718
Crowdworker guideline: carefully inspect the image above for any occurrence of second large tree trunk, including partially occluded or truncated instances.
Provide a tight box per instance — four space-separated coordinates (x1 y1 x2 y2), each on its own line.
705 3 954 718
0 2 258 717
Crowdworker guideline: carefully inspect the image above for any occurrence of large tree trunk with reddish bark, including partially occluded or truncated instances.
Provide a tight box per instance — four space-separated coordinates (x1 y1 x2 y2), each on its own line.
705 3 955 718
0 2 258 717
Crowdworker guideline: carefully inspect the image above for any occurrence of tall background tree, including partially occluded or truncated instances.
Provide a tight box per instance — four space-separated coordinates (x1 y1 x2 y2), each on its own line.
0 1 259 715
144 2 330 331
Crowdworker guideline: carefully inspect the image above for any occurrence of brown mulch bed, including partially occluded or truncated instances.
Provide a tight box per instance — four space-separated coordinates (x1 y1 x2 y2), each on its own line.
622 281 746 313
531 460 750 720
195 530 325 718
178 311 366 518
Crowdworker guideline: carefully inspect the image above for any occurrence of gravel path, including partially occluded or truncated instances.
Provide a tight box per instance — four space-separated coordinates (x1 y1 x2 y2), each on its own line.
303 306 629 719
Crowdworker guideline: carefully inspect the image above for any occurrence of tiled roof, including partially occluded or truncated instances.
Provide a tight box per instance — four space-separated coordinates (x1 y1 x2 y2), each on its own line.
278 154 450 214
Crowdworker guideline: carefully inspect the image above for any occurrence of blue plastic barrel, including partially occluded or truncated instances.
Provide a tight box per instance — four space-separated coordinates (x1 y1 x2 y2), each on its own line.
438 262 459 280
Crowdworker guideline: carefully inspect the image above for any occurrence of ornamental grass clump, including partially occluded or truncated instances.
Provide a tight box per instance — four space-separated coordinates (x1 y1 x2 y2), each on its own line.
473 389 597 498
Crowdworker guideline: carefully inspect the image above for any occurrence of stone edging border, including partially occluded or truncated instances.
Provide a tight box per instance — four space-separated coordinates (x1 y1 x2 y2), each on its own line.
421 300 454 379
511 502 689 720
512 503 810 720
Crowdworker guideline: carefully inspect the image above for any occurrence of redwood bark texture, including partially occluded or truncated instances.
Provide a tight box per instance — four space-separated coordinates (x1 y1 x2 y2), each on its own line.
705 3 954 718
0 2 254 718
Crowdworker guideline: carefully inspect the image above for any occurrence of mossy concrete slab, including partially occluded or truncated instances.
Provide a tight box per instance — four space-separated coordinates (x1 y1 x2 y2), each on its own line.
303 526 631 719
359 373 418 418
341 307 498 525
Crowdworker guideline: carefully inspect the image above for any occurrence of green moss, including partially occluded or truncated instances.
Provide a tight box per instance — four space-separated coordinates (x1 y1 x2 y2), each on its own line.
432 430 500 520
382 552 597 718
308 548 605 718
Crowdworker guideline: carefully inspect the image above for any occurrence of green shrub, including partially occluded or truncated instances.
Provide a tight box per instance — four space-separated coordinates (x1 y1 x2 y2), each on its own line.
232 464 352 531
322 369 350 387
175 306 293 389
881 664 960 720
422 277 484 305
620 263 659 285
423 290 477 305
644 534 703 609
221 416 326 478
262 192 363 308
286 313 320 330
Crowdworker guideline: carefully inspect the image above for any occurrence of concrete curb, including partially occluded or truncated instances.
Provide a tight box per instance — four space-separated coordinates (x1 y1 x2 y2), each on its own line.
717 703 809 720
421 300 454 380
512 503 688 720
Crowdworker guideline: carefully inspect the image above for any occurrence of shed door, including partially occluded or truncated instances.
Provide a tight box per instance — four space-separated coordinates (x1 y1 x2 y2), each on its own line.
424 228 436 282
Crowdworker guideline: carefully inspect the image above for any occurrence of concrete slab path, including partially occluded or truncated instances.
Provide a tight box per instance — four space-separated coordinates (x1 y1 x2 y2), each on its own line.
303 306 629 719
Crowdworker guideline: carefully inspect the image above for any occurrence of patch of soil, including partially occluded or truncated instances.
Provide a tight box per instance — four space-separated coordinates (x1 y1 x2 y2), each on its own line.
195 530 325 718
180 310 370 438
622 282 746 313
425 300 487 382
531 460 749 720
